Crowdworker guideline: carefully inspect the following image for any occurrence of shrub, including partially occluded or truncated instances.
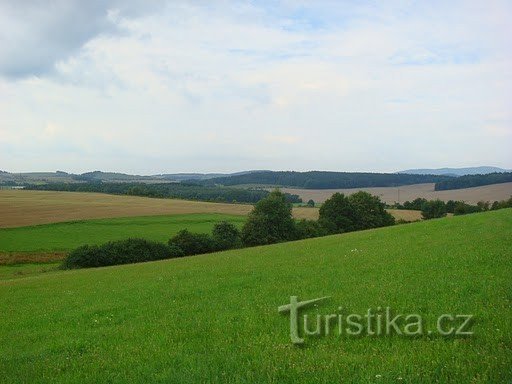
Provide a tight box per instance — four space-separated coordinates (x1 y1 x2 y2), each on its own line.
212 221 242 251
307 199 315 207
241 190 296 246
421 199 447 219
295 219 327 239
62 238 180 269
168 229 216 256
453 202 481 215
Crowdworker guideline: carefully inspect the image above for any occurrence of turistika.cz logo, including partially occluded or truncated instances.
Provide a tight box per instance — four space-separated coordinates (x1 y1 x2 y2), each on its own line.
278 296 474 345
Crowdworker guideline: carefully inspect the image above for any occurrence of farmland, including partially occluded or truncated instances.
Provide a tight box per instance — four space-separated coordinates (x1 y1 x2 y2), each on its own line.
0 190 419 231
0 190 319 228
0 209 510 382
283 182 512 205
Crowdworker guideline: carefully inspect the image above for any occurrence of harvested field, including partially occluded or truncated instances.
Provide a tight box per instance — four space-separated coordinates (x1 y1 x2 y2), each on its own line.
0 190 317 228
387 209 422 221
282 182 512 205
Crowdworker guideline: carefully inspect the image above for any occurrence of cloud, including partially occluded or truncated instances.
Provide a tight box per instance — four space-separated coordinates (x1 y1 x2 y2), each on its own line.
0 0 511 173
0 0 163 78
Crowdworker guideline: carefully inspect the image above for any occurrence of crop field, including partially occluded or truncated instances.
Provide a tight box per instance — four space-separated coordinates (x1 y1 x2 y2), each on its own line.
282 182 512 205
0 209 510 383
0 190 321 228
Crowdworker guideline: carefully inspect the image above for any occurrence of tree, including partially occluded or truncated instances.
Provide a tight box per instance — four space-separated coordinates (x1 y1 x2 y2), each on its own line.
241 190 296 246
421 200 447 219
445 200 457 213
212 221 242 251
307 199 315 207
318 193 355 234
347 191 395 230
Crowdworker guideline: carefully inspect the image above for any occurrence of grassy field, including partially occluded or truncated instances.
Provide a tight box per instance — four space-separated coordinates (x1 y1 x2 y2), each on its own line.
0 190 319 228
0 209 510 383
0 214 245 256
282 182 512 205
0 210 421 263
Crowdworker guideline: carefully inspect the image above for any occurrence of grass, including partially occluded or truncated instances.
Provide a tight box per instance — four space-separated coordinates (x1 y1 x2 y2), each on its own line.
0 209 510 383
0 213 245 254
0 262 60 281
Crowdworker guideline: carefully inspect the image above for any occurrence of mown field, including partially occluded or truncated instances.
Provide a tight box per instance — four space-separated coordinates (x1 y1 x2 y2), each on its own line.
0 190 319 228
1 209 510 383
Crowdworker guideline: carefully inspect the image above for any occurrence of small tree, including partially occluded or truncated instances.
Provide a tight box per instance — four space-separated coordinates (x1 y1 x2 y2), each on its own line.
421 200 447 219
212 221 242 251
241 190 296 246
307 199 315 207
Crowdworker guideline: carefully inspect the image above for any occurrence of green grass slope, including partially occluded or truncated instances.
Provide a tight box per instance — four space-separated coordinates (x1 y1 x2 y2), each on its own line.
1 209 511 383
0 214 245 253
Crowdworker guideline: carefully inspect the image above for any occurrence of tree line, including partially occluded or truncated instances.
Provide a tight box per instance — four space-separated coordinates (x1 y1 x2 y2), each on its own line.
434 172 512 191
394 196 512 219
62 190 395 269
194 171 452 189
25 182 302 204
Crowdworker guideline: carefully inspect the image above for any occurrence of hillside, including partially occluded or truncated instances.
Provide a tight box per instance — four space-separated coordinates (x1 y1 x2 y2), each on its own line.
1 210 510 382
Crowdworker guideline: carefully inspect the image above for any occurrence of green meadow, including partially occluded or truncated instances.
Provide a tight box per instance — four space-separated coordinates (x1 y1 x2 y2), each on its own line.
1 209 511 383
0 214 245 253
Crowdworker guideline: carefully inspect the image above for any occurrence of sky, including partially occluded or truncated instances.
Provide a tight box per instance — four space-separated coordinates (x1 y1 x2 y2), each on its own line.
0 0 511 174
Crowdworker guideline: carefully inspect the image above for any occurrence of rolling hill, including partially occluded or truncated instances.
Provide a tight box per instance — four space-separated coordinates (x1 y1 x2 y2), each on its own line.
398 166 510 176
1 209 510 382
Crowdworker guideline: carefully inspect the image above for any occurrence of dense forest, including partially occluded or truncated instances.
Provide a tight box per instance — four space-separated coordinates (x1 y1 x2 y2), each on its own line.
195 171 452 189
26 182 302 204
434 172 512 191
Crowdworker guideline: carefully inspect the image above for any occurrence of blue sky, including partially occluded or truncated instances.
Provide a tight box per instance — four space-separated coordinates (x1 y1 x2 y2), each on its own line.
0 0 511 174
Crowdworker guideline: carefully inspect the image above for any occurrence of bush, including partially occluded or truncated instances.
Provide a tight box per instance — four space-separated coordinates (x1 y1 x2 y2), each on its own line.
307 199 315 207
453 202 481 215
168 229 216 256
62 238 180 269
421 199 447 219
318 192 394 234
212 221 242 251
241 190 296 246
295 219 327 239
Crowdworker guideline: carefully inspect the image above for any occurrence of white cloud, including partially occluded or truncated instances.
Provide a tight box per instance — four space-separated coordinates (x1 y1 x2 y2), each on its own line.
0 0 511 173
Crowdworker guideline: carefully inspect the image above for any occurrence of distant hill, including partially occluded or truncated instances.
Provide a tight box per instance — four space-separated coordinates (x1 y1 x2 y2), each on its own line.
398 166 510 176
155 170 265 182
194 171 453 189
0 170 266 186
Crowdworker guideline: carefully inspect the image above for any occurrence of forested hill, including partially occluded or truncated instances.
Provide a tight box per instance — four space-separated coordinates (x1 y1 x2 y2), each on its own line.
25 182 302 204
434 172 512 191
193 171 452 189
